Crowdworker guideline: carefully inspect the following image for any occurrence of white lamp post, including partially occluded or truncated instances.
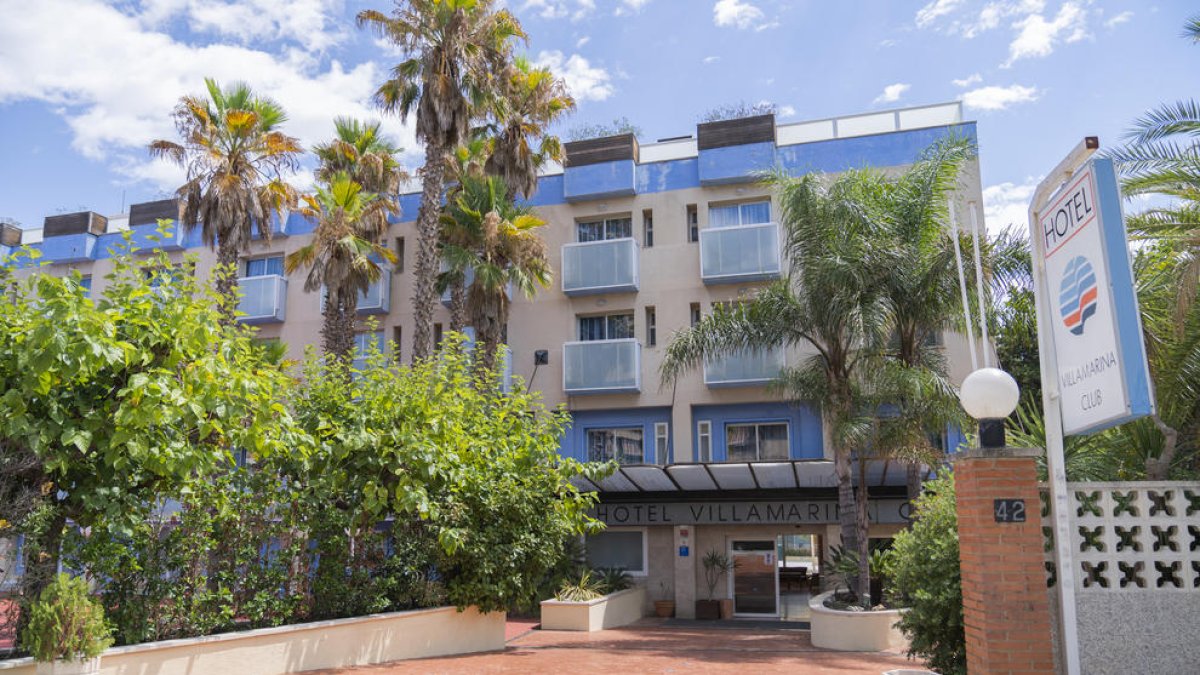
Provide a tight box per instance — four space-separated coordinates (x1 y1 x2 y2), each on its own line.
959 367 1020 449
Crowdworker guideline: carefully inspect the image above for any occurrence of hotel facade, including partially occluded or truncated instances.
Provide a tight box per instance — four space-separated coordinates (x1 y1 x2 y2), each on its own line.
4 102 985 620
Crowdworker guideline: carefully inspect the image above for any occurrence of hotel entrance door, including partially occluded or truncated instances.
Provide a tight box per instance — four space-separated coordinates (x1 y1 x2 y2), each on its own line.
730 540 778 617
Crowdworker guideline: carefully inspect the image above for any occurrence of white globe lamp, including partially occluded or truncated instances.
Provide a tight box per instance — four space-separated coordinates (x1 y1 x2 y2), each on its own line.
959 368 1020 449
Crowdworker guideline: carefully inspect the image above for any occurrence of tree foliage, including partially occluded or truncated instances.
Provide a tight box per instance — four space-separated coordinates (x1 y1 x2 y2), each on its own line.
700 100 777 122
566 116 641 141
20 573 113 663
886 470 965 675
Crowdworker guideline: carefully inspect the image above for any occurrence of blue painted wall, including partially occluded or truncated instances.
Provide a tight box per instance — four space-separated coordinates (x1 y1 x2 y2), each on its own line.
692 401 823 461
699 141 776 185
563 160 637 202
128 223 186 251
40 233 97 263
561 406 673 464
20 122 975 265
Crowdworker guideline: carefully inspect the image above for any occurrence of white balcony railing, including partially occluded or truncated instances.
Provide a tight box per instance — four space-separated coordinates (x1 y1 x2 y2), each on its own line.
563 339 641 394
704 346 785 387
561 237 639 296
237 275 287 324
699 222 782 284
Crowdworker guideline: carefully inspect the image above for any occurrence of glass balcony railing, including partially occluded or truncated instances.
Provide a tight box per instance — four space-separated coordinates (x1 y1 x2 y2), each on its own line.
237 275 287 324
704 346 785 387
561 237 639 296
699 222 782 284
563 339 641 394
357 274 391 314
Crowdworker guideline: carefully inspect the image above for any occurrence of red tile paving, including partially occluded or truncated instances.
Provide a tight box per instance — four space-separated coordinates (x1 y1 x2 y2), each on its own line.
318 618 924 674
503 618 539 642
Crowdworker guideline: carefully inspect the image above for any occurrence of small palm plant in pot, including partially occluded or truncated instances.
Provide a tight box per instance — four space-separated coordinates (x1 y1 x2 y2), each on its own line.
697 550 734 620
21 573 113 675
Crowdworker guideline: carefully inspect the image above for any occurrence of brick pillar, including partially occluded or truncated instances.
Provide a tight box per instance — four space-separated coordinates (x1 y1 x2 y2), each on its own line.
955 448 1056 675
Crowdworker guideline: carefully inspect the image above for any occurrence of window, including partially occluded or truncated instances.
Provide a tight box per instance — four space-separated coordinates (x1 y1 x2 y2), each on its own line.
642 209 654 247
587 427 644 464
352 331 384 370
79 275 92 299
654 422 669 465
577 216 632 242
708 200 771 228
726 422 789 462
394 237 405 273
578 313 634 341
645 306 657 347
144 263 191 291
392 326 403 362
686 204 698 242
245 255 284 277
585 529 647 575
697 420 712 462
689 302 702 327
433 323 444 349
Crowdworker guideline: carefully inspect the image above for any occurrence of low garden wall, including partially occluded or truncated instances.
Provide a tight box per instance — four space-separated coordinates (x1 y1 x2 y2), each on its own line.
0 605 503 675
808 591 906 652
540 587 646 632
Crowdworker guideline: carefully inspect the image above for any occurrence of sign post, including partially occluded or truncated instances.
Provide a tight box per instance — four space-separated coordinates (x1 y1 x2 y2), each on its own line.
1026 138 1156 675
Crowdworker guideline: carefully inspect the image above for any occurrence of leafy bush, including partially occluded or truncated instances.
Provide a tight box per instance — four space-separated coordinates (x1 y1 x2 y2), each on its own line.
21 573 113 663
701 550 733 601
824 545 860 601
886 470 966 675
594 567 633 593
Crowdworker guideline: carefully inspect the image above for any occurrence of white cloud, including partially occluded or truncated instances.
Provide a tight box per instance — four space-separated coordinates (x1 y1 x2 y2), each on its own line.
983 179 1038 235
702 55 721 64
575 35 591 48
1105 11 1133 29
614 0 651 16
952 73 983 87
961 84 1039 111
873 83 911 104
0 0 416 192
778 105 797 118
915 0 964 28
137 0 348 51
1004 2 1088 67
713 0 768 30
879 38 899 48
522 0 595 21
961 0 1045 38
533 50 613 102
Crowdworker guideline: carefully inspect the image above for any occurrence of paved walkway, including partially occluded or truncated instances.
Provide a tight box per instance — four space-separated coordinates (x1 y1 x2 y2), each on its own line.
321 618 920 674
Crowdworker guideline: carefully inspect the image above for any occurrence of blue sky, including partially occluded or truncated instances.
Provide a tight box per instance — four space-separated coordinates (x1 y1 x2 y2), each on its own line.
1 0 1196 236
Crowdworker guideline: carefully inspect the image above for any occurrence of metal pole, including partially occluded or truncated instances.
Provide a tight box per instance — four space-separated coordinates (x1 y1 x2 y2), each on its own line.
1026 136 1098 675
969 202 991 367
949 198 979 370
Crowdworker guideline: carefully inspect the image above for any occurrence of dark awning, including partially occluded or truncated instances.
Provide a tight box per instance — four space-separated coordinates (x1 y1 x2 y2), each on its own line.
572 459 911 494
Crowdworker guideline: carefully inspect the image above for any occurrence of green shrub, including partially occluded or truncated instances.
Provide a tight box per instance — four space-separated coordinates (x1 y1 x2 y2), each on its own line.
21 573 113 663
886 469 965 675
594 567 633 593
555 570 605 602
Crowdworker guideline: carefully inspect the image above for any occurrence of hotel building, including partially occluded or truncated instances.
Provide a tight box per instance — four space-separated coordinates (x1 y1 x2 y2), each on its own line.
4 102 985 620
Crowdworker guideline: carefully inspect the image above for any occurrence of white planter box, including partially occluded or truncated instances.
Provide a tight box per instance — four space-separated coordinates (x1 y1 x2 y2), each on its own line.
0 606 503 675
808 591 907 652
540 587 646 632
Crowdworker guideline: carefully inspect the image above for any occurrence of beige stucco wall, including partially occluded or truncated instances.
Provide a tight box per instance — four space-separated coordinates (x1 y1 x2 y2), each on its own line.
0 606 504 675
809 591 907 651
540 587 646 632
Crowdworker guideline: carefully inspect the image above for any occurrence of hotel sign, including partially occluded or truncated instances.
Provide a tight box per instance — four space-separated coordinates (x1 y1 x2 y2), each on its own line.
1034 158 1154 435
592 499 910 526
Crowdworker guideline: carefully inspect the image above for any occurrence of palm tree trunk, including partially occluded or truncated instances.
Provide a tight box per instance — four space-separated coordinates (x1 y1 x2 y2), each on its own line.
833 439 859 597
906 462 923 504
1146 414 1180 479
471 290 504 377
411 142 447 362
214 243 241 324
322 289 355 364
855 457 871 608
449 279 467 332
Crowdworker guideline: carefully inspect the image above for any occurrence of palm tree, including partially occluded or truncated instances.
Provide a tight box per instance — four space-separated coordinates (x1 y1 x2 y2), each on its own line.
482 56 575 199
441 137 492 331
662 170 888 602
357 0 525 362
313 117 406 195
440 174 550 372
285 173 396 362
149 78 301 317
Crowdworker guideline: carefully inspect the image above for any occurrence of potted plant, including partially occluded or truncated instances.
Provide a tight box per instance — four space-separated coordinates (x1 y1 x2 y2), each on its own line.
653 581 675 618
697 550 734 620
21 573 113 675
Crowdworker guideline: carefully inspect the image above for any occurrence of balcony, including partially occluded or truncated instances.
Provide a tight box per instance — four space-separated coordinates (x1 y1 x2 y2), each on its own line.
704 347 785 387
698 222 782 284
237 275 287 324
357 274 391 314
561 238 639 296
563 339 641 394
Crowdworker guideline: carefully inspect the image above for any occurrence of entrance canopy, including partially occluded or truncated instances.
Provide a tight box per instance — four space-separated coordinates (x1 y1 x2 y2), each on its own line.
572 459 911 495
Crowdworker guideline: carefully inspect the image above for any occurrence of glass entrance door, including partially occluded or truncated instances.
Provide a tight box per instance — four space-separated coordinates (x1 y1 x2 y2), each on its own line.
730 540 778 617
